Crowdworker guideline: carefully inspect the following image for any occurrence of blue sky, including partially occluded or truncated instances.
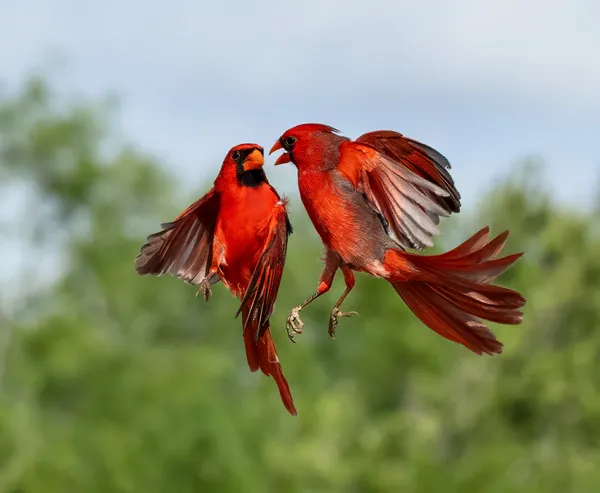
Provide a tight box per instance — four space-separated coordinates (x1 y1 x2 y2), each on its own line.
2 0 599 208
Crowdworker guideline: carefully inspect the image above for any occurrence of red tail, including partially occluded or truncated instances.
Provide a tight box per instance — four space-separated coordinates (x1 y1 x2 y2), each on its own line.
243 324 297 416
383 227 526 355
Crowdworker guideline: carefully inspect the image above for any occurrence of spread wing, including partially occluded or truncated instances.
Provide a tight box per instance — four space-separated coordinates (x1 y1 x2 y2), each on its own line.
356 130 461 214
236 198 292 341
134 188 221 285
338 132 460 250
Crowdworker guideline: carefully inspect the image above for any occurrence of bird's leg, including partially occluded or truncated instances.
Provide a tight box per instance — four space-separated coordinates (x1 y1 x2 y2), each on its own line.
328 265 357 339
286 249 340 342
196 271 220 302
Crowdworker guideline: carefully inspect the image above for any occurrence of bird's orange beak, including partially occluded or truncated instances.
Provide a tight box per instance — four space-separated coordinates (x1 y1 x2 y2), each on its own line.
243 148 265 171
269 141 291 166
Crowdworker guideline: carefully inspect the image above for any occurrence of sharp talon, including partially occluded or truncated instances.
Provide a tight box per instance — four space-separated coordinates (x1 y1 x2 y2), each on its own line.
328 308 358 338
196 278 212 302
286 306 304 342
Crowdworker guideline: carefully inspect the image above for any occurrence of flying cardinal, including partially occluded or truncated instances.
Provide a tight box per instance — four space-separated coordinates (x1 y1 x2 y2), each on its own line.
270 124 526 355
135 144 296 415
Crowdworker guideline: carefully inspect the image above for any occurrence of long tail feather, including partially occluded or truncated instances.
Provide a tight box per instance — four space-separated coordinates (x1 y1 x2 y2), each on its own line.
243 323 296 416
382 227 526 355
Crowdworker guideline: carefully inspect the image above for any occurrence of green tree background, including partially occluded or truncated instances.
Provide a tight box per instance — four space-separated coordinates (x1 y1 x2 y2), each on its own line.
1 78 599 492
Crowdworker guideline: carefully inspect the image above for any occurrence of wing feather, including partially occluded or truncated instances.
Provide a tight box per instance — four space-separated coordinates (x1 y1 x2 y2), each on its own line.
356 130 460 212
236 198 292 340
345 130 461 250
339 141 453 250
134 188 220 285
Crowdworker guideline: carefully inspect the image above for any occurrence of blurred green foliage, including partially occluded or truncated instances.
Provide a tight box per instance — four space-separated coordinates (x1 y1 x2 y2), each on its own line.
1 78 599 492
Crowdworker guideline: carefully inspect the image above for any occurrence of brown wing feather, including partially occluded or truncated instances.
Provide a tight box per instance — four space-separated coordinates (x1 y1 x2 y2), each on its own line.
338 141 453 251
134 188 220 285
356 130 461 213
236 199 292 341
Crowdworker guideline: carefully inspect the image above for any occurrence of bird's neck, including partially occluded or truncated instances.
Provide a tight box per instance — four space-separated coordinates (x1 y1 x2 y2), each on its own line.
237 169 267 188
295 134 347 172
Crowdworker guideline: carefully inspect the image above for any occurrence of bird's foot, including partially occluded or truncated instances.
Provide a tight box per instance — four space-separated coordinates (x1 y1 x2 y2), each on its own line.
328 308 358 338
195 278 212 302
286 306 304 343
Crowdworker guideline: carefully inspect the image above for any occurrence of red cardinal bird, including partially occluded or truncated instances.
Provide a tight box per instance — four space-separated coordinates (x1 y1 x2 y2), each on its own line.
270 124 526 355
135 144 296 415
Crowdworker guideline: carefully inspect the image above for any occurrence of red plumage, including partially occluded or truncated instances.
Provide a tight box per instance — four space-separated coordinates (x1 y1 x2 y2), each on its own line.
135 144 296 415
270 124 526 354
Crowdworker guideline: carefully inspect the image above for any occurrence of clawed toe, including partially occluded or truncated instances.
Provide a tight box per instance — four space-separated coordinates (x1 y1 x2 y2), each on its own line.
195 279 212 302
328 308 358 338
286 306 304 343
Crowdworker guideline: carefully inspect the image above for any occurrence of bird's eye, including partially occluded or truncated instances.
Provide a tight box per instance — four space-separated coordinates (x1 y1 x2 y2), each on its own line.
232 150 241 162
284 136 296 149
